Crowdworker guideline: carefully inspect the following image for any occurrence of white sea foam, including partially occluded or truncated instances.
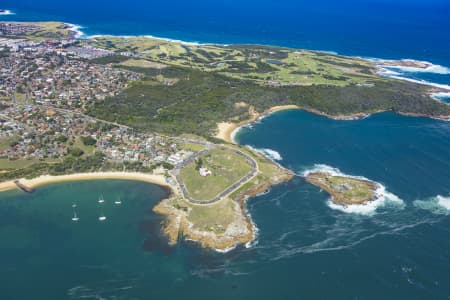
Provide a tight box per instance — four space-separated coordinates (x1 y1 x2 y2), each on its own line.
437 195 450 210
379 60 450 75
431 92 450 102
377 68 450 91
230 126 241 144
302 164 404 215
0 9 14 15
317 50 339 55
214 244 238 253
326 185 403 216
301 164 363 178
245 216 259 249
65 23 86 39
87 33 225 46
245 145 285 165
414 195 450 215
259 148 283 161
364 58 450 98
378 69 402 76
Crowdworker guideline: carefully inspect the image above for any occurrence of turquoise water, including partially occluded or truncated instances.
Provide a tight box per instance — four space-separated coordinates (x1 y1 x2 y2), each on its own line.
1 1 450 297
1 111 450 299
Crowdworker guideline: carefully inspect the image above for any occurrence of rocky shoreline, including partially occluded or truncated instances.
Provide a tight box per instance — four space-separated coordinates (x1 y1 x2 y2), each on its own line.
153 165 293 252
305 172 379 206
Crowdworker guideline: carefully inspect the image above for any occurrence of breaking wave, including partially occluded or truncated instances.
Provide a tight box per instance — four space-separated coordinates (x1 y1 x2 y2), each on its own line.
301 164 404 215
413 195 450 215
431 92 450 103
0 9 14 15
65 23 86 39
259 148 283 161
245 146 283 161
370 59 450 75
369 59 450 102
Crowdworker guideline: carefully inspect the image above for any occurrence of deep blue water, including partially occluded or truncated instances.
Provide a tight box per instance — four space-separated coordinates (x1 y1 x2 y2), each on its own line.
0 0 449 63
0 1 450 299
2 0 450 99
1 0 449 64
1 112 450 299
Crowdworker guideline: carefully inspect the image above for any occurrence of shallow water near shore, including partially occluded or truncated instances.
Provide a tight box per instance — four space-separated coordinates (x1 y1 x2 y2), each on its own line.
1 111 450 299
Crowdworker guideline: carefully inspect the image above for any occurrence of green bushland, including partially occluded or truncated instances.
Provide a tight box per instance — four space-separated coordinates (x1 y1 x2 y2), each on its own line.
0 153 155 182
86 36 450 139
80 136 97 146
88 64 449 138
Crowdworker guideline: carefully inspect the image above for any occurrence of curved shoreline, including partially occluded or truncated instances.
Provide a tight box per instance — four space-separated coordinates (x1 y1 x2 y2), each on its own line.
216 105 450 144
67 25 449 73
0 172 170 193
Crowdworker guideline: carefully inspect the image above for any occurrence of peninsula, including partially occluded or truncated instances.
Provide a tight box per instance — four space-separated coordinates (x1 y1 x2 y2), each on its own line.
0 21 448 251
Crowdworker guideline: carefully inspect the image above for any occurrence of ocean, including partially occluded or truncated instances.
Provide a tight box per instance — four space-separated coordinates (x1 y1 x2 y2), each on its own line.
2 0 450 101
1 112 449 299
1 1 450 299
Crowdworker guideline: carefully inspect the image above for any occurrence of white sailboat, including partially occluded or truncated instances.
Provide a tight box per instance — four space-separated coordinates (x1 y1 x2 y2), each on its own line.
98 194 105 203
72 211 79 222
98 212 106 221
114 196 122 205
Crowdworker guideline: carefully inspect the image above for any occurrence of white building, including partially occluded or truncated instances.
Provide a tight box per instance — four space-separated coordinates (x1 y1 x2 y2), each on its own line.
199 167 212 177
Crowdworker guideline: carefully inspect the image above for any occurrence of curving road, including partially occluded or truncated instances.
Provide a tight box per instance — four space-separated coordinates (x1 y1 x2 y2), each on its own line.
172 145 258 205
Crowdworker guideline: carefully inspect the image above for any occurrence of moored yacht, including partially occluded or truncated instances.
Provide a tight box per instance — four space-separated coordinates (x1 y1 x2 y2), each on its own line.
72 211 79 222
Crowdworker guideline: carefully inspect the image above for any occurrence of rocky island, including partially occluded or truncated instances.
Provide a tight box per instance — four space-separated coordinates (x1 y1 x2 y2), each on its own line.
305 172 379 206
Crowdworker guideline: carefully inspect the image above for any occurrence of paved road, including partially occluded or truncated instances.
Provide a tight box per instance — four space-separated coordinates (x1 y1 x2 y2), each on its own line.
2 101 258 205
42 105 132 129
172 145 258 205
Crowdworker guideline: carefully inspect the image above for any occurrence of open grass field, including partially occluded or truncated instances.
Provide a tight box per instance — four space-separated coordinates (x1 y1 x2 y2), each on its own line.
187 198 237 233
6 22 75 40
179 147 253 201
178 142 205 152
327 175 376 200
0 136 14 151
0 158 40 170
119 59 167 69
92 36 373 87
73 136 96 157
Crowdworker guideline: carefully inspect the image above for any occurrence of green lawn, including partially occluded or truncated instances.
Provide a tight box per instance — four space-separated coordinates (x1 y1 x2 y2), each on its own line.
187 198 236 233
328 176 375 200
179 147 252 201
0 137 14 151
178 142 205 152
120 59 167 69
0 158 60 170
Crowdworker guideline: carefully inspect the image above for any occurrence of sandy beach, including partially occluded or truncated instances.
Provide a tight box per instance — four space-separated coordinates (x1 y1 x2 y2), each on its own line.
0 172 170 193
215 105 300 143
214 104 391 144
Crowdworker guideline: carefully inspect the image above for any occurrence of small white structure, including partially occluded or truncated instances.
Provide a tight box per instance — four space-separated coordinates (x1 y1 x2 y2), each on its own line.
199 167 212 177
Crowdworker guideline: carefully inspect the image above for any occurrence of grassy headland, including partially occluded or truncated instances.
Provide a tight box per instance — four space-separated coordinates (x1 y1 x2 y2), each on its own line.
85 36 450 138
